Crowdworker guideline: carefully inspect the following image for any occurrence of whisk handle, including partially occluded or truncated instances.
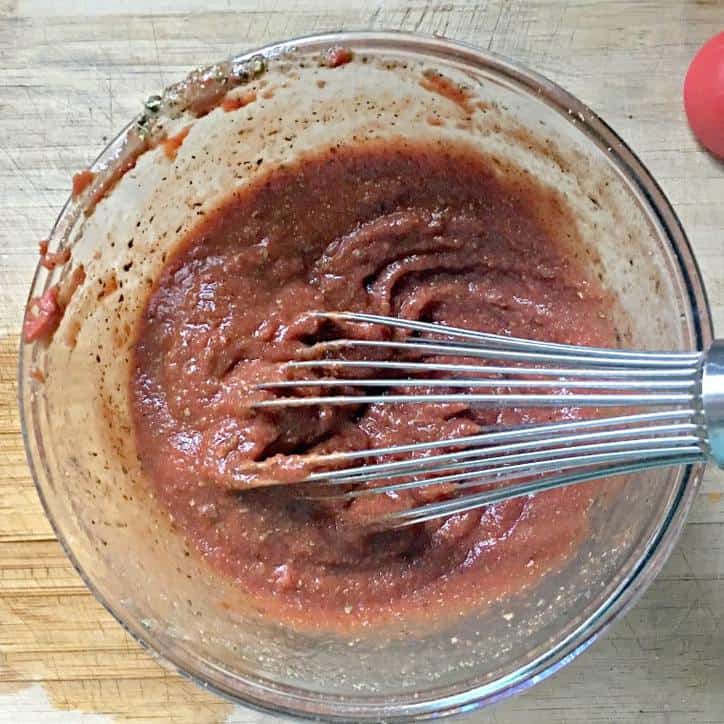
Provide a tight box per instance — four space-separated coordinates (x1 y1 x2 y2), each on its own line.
703 339 724 467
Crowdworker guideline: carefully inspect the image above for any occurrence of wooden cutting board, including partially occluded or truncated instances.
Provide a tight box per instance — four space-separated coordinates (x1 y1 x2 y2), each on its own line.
1 1 722 722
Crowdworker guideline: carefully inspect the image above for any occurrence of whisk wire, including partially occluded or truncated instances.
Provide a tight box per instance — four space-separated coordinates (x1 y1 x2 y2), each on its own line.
338 447 703 501
304 426 703 485
386 455 704 527
314 311 702 363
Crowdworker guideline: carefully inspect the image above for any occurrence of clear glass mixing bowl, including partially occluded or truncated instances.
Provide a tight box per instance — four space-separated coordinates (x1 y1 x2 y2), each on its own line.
18 32 713 720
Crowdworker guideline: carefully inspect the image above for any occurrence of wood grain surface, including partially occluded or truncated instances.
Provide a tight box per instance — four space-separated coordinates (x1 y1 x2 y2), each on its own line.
1 1 723 722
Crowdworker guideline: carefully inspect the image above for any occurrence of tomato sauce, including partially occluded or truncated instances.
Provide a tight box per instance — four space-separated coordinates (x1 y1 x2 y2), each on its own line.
131 141 617 630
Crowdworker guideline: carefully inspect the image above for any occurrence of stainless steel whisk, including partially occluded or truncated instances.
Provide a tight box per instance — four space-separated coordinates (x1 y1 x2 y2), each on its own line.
253 312 724 527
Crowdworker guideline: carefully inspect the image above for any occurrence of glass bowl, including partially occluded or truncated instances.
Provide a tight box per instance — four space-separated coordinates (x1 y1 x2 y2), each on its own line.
18 31 713 720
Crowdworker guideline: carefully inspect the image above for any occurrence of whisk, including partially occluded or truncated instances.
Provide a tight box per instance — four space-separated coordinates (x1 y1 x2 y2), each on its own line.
252 312 724 527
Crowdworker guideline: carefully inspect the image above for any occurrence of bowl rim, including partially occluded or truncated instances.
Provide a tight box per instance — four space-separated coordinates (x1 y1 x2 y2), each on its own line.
17 29 714 722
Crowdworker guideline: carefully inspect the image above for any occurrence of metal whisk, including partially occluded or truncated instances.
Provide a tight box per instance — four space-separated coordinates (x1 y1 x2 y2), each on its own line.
252 312 724 527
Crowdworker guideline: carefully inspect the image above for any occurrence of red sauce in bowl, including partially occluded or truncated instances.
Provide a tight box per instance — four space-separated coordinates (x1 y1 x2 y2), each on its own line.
131 141 617 629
